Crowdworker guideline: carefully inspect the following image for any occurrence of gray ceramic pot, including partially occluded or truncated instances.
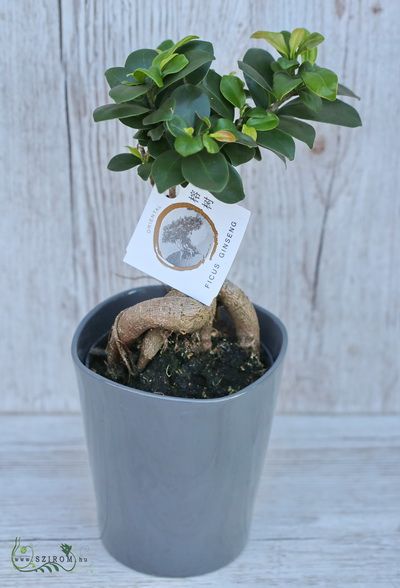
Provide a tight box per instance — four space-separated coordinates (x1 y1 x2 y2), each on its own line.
71 286 287 577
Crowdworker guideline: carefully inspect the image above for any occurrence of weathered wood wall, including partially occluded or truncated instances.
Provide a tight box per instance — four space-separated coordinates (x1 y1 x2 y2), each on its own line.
1 0 398 413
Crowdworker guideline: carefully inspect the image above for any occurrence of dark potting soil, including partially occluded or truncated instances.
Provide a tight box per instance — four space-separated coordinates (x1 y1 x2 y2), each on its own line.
87 332 271 399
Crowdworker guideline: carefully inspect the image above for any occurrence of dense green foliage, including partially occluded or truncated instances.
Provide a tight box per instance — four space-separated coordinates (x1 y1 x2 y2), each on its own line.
94 30 361 203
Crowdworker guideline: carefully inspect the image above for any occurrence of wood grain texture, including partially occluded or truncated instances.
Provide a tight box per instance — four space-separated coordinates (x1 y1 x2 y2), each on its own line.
1 0 399 412
0 0 76 411
0 414 399 586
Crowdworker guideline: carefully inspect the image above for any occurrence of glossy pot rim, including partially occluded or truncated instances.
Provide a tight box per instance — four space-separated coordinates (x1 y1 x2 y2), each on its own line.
71 286 288 405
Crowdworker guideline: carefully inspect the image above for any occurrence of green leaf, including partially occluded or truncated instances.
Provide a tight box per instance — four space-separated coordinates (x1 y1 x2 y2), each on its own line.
152 150 184 192
211 165 245 203
209 130 237 142
152 49 176 69
162 54 188 75
203 135 220 153
199 116 210 128
126 146 142 159
133 66 163 87
214 118 257 147
107 153 141 171
237 131 258 147
142 97 175 125
276 57 299 70
157 39 174 51
148 124 164 141
279 98 362 127
120 114 152 129
214 118 236 132
273 72 302 100
134 129 149 143
299 89 322 111
242 124 257 140
125 49 158 73
251 31 289 57
298 32 325 52
181 151 229 192
223 143 255 165
238 61 272 92
93 102 150 122
289 28 308 58
241 48 274 108
220 75 246 109
195 115 211 132
105 67 128 88
201 70 234 118
165 114 188 137
171 35 199 52
138 161 153 180
337 83 360 99
178 40 214 85
148 138 170 158
300 63 338 101
239 54 274 108
277 115 316 148
257 129 295 160
151 37 202 78
171 84 210 126
281 30 291 53
109 83 148 103
246 109 279 131
162 49 214 89
174 134 203 157
300 47 318 64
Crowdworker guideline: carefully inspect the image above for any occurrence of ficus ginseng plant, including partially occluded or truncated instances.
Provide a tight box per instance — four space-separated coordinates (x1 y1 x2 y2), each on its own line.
93 29 361 382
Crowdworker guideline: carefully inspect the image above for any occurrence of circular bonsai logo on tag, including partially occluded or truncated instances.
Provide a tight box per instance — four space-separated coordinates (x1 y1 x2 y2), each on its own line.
153 203 218 271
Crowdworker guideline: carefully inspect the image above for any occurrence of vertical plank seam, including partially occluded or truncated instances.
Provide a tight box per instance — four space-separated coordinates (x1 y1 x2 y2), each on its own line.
58 0 78 318
310 133 341 310
310 15 352 311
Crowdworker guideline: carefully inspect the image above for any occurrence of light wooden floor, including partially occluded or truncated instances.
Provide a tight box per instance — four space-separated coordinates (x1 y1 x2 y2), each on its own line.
1 415 399 587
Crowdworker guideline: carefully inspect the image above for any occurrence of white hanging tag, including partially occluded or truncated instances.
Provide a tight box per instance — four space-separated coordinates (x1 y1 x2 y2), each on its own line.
124 183 250 305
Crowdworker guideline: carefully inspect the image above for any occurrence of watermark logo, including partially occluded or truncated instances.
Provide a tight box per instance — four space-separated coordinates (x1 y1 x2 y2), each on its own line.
11 537 87 573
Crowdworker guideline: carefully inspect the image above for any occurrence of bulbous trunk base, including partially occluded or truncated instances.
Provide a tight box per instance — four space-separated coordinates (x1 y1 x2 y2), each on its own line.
106 280 260 378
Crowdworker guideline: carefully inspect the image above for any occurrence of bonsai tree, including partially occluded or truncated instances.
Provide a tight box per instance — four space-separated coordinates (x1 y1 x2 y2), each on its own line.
93 29 361 392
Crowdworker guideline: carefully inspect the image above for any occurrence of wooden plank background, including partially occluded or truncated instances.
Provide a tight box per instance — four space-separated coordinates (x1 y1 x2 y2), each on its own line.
1 0 398 413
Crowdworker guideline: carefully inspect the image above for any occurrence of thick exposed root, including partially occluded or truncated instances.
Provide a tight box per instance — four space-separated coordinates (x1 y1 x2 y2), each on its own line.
106 280 260 375
138 294 217 370
137 328 168 371
198 298 217 352
137 289 186 371
106 295 214 374
219 280 260 356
